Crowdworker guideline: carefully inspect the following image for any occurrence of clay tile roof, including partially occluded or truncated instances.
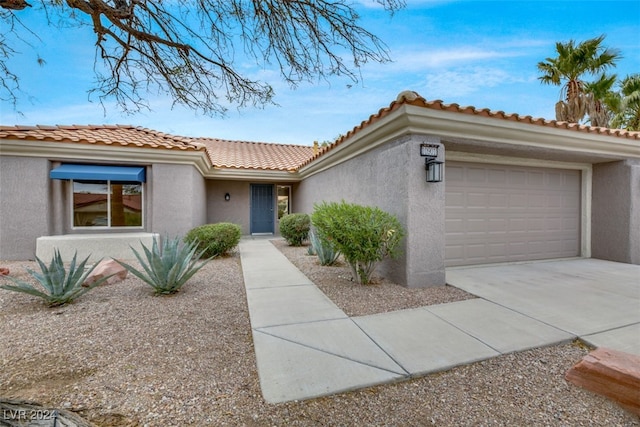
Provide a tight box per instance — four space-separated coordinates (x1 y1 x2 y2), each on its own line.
3 91 639 173
0 124 204 151
297 91 640 169
196 138 315 171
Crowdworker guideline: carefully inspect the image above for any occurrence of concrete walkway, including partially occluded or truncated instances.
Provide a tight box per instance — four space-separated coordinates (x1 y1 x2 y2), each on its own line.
239 238 640 404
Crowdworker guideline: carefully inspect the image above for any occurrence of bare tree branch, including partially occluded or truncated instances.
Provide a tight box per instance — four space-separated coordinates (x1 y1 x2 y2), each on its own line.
0 0 405 116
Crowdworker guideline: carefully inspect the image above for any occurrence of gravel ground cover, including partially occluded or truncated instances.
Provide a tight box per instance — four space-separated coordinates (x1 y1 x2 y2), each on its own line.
0 241 637 426
271 240 475 317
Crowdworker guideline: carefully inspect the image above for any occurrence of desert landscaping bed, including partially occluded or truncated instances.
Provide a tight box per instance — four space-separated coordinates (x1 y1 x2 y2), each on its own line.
271 239 475 317
0 243 637 426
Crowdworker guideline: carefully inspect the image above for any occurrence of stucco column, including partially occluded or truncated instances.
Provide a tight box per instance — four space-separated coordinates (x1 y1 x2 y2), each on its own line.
592 160 640 264
0 157 51 260
149 164 207 237
403 135 446 287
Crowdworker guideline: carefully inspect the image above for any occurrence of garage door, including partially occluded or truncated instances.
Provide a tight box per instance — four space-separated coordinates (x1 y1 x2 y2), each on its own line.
445 162 581 267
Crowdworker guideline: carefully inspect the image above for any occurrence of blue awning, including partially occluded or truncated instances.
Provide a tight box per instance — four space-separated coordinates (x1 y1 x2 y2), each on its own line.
50 164 146 182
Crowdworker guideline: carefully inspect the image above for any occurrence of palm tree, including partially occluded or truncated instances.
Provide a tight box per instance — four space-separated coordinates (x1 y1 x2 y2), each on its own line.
611 74 640 131
537 35 621 124
584 73 618 127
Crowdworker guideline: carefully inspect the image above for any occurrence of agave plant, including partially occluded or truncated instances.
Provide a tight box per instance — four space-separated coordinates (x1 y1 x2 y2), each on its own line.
306 242 317 256
309 228 340 266
117 236 211 295
0 250 110 307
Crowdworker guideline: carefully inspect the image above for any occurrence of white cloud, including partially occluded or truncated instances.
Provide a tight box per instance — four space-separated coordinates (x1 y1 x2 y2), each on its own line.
385 38 549 72
394 48 514 70
422 67 520 98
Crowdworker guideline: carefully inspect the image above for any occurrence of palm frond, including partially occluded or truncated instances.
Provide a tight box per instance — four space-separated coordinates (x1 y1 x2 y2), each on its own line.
539 35 621 123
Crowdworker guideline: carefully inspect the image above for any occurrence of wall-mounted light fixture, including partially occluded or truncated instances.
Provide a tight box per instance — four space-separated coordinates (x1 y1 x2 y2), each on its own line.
224 193 231 201
419 143 443 183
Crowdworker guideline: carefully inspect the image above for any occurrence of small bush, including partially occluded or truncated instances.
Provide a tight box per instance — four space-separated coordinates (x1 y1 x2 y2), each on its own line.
311 201 404 284
309 228 340 266
279 213 310 246
0 250 111 307
117 236 211 295
184 222 242 258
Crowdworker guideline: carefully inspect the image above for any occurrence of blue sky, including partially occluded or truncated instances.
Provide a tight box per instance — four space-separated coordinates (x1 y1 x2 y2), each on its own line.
2 0 639 145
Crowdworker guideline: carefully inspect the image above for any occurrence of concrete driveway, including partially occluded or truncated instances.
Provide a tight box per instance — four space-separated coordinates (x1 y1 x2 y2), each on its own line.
446 258 640 355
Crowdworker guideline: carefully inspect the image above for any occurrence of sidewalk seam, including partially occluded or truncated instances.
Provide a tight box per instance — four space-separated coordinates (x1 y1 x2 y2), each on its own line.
253 328 409 377
251 316 349 329
347 317 411 376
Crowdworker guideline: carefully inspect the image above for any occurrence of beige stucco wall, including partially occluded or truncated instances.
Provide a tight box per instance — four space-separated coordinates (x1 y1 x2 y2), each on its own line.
295 134 446 287
149 164 207 237
592 159 640 264
0 156 52 260
0 159 207 259
207 180 298 235
207 180 251 233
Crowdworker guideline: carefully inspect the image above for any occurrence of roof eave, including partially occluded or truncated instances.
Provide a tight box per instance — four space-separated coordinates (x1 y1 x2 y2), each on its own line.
299 104 640 177
403 105 640 160
0 139 212 175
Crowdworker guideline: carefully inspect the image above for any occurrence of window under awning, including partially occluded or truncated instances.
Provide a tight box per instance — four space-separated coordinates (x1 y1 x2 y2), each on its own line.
50 164 146 182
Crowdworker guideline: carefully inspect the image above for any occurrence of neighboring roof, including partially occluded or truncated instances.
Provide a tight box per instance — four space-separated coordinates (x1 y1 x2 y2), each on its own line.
0 125 204 151
74 193 142 212
196 138 315 171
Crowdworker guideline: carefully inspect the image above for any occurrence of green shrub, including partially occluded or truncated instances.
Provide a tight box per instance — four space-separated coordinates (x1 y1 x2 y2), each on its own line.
279 213 310 246
117 236 211 295
311 201 404 284
309 228 340 266
0 250 111 307
184 222 242 258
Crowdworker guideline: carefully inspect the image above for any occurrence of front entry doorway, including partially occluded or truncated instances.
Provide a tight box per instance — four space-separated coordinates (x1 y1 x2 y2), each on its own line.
250 184 274 234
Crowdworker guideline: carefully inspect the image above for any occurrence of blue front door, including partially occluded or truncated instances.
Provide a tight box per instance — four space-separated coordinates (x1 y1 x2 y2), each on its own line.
250 184 274 234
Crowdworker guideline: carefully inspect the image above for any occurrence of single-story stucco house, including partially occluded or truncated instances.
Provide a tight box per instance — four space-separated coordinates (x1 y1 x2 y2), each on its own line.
1 91 639 287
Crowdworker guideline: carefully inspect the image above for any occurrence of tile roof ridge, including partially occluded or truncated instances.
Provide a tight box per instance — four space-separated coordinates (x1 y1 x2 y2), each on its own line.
297 90 640 169
0 124 138 131
297 91 422 168
138 126 203 146
0 123 206 150
197 137 313 148
396 92 640 139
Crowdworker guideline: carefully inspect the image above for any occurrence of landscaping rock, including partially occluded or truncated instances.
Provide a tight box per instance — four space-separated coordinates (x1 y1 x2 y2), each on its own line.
565 347 640 416
83 259 127 287
0 267 9 275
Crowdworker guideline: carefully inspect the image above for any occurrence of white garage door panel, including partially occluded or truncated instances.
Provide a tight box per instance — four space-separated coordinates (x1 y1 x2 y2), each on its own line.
445 162 581 267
